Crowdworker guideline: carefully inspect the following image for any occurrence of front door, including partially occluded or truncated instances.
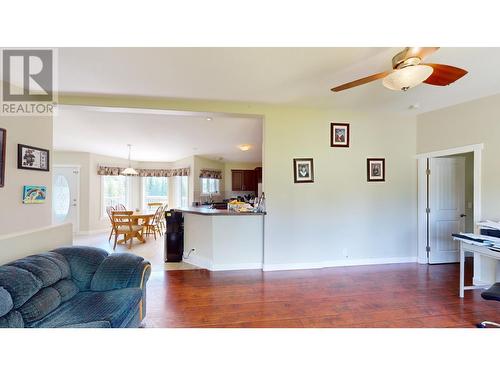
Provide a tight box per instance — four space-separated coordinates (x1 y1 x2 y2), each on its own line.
52 166 79 233
428 157 466 264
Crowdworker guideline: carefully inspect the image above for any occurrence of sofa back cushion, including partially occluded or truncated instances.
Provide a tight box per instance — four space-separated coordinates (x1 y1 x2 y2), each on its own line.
0 266 42 309
0 252 79 326
53 247 108 290
0 287 13 317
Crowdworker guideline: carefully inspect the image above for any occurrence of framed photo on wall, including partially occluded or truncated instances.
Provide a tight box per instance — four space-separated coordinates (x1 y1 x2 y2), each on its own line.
18 144 50 172
22 185 47 204
0 128 6 187
293 158 314 183
330 123 350 147
367 158 385 182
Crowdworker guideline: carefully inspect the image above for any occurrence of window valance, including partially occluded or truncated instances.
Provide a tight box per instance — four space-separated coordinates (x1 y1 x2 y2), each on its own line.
97 166 190 177
199 169 223 179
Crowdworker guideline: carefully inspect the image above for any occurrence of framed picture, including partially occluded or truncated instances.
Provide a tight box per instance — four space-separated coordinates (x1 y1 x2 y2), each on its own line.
0 128 5 187
367 158 385 182
293 158 314 183
18 144 49 172
22 185 47 204
330 123 350 147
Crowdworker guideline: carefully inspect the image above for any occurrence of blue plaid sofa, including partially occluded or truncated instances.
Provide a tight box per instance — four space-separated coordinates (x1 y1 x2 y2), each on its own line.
0 246 151 328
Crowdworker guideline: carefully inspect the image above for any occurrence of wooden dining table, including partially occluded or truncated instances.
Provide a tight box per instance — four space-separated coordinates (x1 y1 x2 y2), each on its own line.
116 211 155 245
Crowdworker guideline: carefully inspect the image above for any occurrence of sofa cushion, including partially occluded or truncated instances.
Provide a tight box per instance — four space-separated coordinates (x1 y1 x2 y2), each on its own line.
18 287 62 323
0 287 13 318
8 255 63 288
29 288 143 328
53 247 108 290
0 310 24 328
36 252 71 279
91 253 144 291
52 279 79 302
0 266 42 308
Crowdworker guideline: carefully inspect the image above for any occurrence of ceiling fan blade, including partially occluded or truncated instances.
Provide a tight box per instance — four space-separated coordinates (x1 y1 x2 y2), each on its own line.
331 71 390 92
403 47 440 61
423 63 468 86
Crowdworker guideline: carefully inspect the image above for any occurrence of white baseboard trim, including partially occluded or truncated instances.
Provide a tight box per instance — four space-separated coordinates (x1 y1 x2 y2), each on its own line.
184 254 212 270
472 277 492 287
184 254 262 271
263 256 418 272
76 229 109 236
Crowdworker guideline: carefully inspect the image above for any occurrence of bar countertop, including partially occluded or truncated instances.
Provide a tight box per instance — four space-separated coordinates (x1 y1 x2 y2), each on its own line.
174 207 266 216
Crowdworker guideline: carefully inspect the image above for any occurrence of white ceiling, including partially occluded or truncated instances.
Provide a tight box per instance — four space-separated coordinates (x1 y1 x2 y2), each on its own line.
53 107 262 162
58 47 500 113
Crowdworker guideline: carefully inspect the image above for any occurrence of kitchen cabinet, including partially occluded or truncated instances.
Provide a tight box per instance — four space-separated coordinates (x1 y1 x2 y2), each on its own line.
231 169 257 192
254 167 262 183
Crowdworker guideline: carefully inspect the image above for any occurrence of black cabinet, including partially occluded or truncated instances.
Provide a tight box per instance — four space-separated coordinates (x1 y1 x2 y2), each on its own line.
164 210 184 262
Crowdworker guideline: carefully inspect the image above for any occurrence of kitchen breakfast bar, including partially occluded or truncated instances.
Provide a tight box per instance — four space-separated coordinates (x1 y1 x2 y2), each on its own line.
174 207 265 271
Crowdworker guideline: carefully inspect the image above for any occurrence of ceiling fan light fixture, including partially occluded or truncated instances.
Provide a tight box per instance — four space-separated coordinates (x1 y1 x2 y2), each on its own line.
382 65 434 91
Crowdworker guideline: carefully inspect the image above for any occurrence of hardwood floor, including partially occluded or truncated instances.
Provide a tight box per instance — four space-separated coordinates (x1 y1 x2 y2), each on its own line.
143 260 500 328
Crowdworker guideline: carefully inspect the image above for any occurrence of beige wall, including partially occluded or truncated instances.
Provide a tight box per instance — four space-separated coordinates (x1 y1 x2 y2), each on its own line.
60 95 418 268
0 116 53 235
417 93 500 221
224 161 262 199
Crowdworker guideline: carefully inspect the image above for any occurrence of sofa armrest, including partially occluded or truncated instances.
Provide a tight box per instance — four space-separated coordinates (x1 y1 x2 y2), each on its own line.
90 253 151 292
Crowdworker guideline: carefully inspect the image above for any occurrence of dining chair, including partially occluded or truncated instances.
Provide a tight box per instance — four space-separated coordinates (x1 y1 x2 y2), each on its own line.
106 206 116 241
111 211 144 249
115 203 127 211
159 204 168 233
144 206 162 240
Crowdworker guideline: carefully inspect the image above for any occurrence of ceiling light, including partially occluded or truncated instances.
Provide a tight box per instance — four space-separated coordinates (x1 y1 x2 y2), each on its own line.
238 144 252 151
382 65 434 91
121 144 139 176
206 117 212 121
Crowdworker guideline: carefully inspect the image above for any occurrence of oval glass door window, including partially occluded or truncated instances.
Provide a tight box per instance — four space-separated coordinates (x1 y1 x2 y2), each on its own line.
53 174 70 223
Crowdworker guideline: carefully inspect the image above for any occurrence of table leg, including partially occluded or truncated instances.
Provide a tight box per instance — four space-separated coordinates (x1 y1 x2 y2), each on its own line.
459 246 465 298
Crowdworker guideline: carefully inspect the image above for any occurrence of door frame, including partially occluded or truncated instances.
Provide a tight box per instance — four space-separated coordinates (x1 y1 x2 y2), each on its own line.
53 164 81 234
416 144 483 264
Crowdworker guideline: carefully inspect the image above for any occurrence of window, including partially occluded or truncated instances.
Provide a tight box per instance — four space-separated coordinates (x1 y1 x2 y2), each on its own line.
142 176 168 209
180 176 188 207
172 175 189 208
201 178 220 195
102 175 130 215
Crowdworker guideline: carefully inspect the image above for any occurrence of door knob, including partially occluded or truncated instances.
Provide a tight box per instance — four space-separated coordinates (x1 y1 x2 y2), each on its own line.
460 214 467 217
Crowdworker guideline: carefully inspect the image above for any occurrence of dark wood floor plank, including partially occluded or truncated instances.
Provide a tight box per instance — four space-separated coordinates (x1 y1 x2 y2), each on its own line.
144 260 500 328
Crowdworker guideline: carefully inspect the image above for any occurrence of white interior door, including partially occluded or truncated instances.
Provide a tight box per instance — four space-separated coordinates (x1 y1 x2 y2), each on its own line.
429 157 465 264
52 166 79 233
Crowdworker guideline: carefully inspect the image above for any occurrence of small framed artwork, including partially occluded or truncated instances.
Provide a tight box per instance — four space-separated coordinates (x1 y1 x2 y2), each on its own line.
330 123 350 147
0 128 5 187
367 158 385 182
22 185 47 204
293 158 314 183
18 144 50 172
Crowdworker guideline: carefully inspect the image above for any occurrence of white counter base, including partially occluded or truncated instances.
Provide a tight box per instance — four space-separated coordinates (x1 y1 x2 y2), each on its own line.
182 213 264 271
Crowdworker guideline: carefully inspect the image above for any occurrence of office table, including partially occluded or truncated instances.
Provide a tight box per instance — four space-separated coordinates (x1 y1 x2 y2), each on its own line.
459 241 500 298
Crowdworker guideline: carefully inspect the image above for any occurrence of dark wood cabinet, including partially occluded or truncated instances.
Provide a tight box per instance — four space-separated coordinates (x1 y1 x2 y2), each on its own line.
231 170 244 191
231 169 257 192
254 167 262 183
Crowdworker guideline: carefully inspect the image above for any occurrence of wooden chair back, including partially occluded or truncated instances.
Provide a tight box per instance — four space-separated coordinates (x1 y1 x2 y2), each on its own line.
111 210 134 232
115 203 127 211
106 206 115 222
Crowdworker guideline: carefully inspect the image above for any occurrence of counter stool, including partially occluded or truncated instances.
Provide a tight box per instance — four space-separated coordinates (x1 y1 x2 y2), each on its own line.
477 283 500 328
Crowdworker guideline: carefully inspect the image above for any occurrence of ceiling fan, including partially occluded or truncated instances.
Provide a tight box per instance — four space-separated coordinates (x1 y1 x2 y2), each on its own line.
331 47 468 92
